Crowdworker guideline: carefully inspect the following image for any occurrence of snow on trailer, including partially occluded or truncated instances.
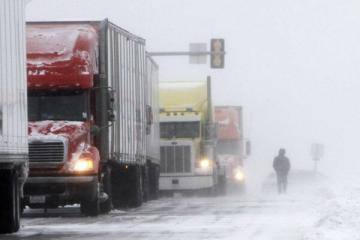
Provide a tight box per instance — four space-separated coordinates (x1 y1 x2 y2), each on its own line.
26 24 98 88
25 19 160 215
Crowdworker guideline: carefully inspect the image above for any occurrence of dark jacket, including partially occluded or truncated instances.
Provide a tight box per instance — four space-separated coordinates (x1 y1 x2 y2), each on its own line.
273 156 290 175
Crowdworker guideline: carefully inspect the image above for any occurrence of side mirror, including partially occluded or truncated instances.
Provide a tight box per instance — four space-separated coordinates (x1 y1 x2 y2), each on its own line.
90 125 101 136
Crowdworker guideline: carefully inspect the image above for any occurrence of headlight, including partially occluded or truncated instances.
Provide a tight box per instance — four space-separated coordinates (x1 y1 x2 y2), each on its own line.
73 158 94 172
200 158 211 169
234 169 245 181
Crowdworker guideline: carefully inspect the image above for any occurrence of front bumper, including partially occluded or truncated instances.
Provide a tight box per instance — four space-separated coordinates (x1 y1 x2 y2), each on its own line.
23 175 98 207
159 174 215 191
26 176 96 184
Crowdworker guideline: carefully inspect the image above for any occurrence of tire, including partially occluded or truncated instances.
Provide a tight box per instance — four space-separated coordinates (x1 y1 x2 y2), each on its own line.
81 198 99 216
111 165 143 208
200 186 216 197
0 170 20 234
100 166 112 214
128 165 143 208
80 180 100 216
142 165 150 202
238 181 246 194
14 181 20 231
149 163 160 200
217 175 227 196
111 165 127 209
154 165 160 199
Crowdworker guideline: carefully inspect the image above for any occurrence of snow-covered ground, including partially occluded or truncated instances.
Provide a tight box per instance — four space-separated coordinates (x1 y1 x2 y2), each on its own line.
3 170 359 240
304 170 360 240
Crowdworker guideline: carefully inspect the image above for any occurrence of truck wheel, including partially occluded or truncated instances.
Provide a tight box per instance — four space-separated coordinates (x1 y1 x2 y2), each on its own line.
203 186 217 197
80 180 100 216
129 165 143 208
217 175 227 196
149 163 160 200
111 165 143 208
142 165 150 202
238 181 246 194
100 167 112 214
14 180 20 231
0 170 20 234
81 198 99 216
111 165 127 209
155 165 160 199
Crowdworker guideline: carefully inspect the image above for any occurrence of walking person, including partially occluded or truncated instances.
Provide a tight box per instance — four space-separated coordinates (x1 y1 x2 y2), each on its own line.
273 148 291 194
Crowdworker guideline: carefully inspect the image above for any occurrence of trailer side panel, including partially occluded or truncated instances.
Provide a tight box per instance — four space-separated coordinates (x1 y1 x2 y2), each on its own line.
106 22 147 165
0 0 28 161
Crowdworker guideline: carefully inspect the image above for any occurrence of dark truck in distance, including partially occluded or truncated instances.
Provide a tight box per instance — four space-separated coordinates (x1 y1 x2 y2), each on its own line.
24 20 160 215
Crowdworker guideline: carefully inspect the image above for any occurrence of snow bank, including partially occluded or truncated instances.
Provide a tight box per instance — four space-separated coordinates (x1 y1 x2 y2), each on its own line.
304 172 360 240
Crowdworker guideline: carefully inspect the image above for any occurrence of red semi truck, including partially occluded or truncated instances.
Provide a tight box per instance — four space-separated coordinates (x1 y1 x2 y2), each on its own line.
215 106 246 190
24 20 160 215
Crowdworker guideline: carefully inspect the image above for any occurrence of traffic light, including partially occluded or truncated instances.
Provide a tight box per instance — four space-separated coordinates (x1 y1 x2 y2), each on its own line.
210 39 225 69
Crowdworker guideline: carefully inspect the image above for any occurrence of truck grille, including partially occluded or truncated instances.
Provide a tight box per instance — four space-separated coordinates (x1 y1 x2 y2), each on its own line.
29 141 65 164
160 145 191 173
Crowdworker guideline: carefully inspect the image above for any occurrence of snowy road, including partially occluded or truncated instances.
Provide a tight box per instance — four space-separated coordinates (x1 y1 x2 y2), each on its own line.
3 172 348 240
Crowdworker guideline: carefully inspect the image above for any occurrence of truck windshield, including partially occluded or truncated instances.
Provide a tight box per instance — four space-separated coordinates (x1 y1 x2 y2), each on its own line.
160 121 200 138
28 90 88 121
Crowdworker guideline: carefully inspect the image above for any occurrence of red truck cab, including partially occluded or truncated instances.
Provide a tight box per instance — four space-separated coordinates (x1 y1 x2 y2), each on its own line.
24 23 102 215
24 20 160 214
215 106 246 190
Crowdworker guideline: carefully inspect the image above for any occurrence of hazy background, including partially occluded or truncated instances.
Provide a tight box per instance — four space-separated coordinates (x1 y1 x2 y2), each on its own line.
26 0 360 184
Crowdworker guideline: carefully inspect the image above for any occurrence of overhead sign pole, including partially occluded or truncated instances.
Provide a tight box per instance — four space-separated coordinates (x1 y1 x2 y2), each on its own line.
148 51 215 56
147 39 226 69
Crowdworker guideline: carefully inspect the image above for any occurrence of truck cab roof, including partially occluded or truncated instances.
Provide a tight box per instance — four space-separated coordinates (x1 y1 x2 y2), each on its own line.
27 23 99 90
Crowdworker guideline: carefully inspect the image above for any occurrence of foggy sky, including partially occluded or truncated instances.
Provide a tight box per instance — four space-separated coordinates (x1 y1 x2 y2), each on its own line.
26 0 360 175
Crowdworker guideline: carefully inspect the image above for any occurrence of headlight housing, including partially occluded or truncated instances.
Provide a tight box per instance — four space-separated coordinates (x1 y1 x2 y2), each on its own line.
200 158 211 169
234 168 245 181
72 158 94 172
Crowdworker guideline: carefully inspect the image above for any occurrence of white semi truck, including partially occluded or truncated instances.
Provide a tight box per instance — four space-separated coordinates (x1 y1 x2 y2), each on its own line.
0 0 29 233
158 79 224 193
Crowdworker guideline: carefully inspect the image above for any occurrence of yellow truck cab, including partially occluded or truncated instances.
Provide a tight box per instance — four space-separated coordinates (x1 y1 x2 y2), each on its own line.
159 79 223 192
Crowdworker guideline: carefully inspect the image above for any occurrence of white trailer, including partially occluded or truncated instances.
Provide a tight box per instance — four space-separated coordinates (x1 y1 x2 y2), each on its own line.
0 0 29 234
145 57 160 199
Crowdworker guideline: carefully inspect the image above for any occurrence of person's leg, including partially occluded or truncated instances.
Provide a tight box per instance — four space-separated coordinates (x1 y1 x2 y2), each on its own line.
276 173 282 194
278 175 284 193
283 174 288 193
